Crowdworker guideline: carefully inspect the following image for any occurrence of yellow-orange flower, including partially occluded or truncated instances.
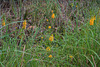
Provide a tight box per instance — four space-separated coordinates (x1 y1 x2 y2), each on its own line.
2 20 5 26
46 47 50 51
51 13 55 19
48 55 52 58
69 56 73 58
90 16 96 25
90 19 94 25
41 37 43 39
51 10 53 13
49 34 54 41
46 19 48 22
22 20 27 29
48 26 51 29
76 5 77 7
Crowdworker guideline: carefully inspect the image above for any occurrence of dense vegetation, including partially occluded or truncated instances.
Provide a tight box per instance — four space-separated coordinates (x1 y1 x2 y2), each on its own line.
0 0 100 67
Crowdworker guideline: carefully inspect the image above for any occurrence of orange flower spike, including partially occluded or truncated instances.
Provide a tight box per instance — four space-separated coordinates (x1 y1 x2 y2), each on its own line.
69 56 73 59
90 19 94 25
2 20 5 26
23 20 27 25
46 47 50 51
22 25 26 29
49 34 54 41
41 37 43 39
46 19 49 22
48 55 52 58
48 26 51 29
22 20 27 29
51 13 55 19
51 10 53 13
90 16 96 25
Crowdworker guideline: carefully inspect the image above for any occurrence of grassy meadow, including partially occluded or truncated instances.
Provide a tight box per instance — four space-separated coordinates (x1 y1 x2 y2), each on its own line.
0 0 100 67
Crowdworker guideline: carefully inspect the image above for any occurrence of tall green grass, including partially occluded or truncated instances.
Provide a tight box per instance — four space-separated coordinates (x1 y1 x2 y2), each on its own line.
0 0 100 67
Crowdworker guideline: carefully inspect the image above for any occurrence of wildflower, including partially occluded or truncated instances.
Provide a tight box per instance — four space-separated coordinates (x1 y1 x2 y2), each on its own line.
90 16 96 25
48 26 51 29
90 19 94 25
2 20 5 26
51 10 53 13
22 20 27 29
48 55 52 58
51 13 55 19
76 5 77 7
69 56 73 58
41 37 43 39
46 47 50 51
49 34 54 41
46 19 49 22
